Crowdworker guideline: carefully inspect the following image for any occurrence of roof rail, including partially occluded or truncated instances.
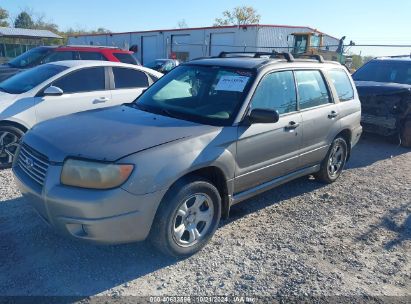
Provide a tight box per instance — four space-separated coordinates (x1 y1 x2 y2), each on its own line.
65 45 121 49
294 54 325 63
218 51 295 62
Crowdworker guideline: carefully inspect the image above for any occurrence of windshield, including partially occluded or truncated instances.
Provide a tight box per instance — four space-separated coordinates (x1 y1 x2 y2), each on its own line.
8 47 52 68
144 60 168 69
353 60 411 85
134 65 255 126
0 64 67 94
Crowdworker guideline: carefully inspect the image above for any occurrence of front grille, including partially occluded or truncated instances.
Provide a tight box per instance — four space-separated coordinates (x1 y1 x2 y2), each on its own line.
17 144 50 186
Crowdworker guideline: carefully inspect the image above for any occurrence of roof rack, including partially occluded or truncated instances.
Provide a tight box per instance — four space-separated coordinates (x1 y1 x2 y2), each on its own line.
64 45 121 49
293 54 325 63
217 51 296 62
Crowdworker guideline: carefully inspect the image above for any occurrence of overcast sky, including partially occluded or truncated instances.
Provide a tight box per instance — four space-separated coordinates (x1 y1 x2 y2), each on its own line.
2 0 410 56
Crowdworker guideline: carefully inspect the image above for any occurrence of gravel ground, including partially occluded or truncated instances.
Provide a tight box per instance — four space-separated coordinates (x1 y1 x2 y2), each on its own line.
0 134 410 301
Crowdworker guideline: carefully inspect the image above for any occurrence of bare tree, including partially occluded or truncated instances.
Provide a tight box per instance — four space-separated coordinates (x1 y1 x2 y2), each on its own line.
214 6 260 26
177 19 188 29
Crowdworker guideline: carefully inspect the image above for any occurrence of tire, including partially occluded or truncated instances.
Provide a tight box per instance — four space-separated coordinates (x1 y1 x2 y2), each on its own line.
0 125 25 170
150 177 221 257
315 136 348 184
400 120 411 148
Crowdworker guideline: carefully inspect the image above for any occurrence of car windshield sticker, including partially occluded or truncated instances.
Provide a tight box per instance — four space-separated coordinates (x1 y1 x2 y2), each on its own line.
215 76 250 92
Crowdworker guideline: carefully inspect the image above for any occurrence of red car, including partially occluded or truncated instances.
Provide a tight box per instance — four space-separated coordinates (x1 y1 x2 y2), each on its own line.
0 45 140 81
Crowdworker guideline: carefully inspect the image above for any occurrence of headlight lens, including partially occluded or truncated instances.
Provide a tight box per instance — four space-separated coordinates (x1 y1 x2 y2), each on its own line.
61 159 134 189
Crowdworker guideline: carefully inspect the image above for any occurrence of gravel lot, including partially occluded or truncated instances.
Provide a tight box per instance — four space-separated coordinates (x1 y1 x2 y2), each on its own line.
0 134 410 300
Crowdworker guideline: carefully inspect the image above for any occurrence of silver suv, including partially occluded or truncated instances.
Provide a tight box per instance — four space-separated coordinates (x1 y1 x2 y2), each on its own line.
13 52 362 257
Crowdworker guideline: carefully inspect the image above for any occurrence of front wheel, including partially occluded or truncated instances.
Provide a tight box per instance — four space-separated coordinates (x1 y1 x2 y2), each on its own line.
315 136 348 184
150 178 221 257
0 125 24 170
400 120 411 148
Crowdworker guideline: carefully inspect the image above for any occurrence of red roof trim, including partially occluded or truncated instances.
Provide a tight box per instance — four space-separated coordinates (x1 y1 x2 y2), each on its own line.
69 24 340 41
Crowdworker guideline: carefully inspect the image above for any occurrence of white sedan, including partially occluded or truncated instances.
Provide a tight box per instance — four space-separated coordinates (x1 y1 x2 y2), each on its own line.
0 60 162 168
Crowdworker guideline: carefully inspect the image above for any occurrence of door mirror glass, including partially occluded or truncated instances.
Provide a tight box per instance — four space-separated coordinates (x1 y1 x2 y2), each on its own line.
44 86 64 96
248 109 280 124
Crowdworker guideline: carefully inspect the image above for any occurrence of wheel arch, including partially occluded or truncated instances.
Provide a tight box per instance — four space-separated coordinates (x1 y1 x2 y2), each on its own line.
336 129 352 160
0 120 29 133
166 166 230 219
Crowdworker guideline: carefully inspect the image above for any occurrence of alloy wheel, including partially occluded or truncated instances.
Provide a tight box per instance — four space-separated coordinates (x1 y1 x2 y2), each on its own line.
327 141 345 178
172 193 214 247
0 131 20 167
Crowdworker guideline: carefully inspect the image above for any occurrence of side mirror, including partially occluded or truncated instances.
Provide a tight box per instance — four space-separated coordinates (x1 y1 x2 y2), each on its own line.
44 86 63 96
248 109 280 124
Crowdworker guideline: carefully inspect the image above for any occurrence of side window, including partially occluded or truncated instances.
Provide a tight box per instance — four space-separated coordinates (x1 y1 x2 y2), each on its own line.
113 53 138 65
328 69 354 101
113 67 149 89
43 51 74 63
78 52 107 60
251 71 297 114
53 67 105 94
295 70 331 109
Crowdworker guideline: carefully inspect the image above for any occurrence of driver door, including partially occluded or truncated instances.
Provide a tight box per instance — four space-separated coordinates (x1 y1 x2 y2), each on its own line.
34 67 112 124
235 70 303 193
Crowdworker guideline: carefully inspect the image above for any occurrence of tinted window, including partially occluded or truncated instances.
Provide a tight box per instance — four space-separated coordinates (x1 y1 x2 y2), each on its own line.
53 67 105 94
78 52 107 61
329 69 354 101
43 51 75 63
8 47 51 68
251 71 297 114
295 70 331 109
353 60 411 85
0 64 67 94
113 67 148 88
113 53 137 65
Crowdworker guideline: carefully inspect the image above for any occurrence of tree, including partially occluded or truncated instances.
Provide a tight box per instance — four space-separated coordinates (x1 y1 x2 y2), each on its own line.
177 19 188 29
214 6 260 26
14 11 34 29
0 7 9 27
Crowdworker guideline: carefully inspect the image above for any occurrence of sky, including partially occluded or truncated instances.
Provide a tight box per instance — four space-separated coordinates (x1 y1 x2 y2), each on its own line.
1 0 410 56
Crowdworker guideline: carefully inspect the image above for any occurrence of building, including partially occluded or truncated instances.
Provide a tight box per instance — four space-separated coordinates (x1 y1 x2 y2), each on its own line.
68 24 341 65
0 27 62 60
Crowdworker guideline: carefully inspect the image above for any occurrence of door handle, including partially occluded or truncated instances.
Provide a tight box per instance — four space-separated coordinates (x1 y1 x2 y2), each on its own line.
93 97 109 104
328 111 339 119
285 121 300 131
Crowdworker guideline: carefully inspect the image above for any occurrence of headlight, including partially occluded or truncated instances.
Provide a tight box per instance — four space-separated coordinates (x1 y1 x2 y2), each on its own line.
61 159 134 189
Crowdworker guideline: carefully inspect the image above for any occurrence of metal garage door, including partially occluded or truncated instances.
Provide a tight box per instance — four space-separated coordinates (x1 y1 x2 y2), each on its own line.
210 32 235 56
142 35 157 65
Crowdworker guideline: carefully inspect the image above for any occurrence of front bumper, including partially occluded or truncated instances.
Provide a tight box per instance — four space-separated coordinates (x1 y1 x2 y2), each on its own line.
13 164 167 244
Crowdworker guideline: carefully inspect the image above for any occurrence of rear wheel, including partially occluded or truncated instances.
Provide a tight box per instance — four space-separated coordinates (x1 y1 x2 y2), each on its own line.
0 125 24 169
400 120 411 148
150 178 221 257
315 136 348 183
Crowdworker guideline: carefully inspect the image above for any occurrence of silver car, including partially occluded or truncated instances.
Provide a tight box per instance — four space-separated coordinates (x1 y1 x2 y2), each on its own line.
13 53 362 257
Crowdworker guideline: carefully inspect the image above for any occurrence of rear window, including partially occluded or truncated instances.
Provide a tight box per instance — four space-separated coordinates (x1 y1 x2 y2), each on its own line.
295 70 331 109
329 69 354 101
113 53 138 65
353 60 411 85
113 67 148 88
78 52 107 61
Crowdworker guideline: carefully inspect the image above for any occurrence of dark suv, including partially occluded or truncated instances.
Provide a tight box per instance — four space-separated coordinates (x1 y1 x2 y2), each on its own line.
0 45 139 81
353 55 411 147
14 52 362 257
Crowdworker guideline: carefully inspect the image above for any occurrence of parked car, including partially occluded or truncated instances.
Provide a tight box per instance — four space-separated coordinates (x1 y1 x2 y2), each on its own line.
352 55 411 147
0 60 162 168
144 59 180 73
0 45 140 82
13 53 362 257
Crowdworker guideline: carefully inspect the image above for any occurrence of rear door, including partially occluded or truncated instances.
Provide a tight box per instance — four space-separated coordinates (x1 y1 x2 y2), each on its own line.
235 70 303 193
34 66 112 123
109 67 150 104
296 70 340 167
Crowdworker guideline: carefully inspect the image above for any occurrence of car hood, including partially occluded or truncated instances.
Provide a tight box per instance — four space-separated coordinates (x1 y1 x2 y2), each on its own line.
0 65 23 82
355 81 411 96
23 105 221 163
0 91 19 111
